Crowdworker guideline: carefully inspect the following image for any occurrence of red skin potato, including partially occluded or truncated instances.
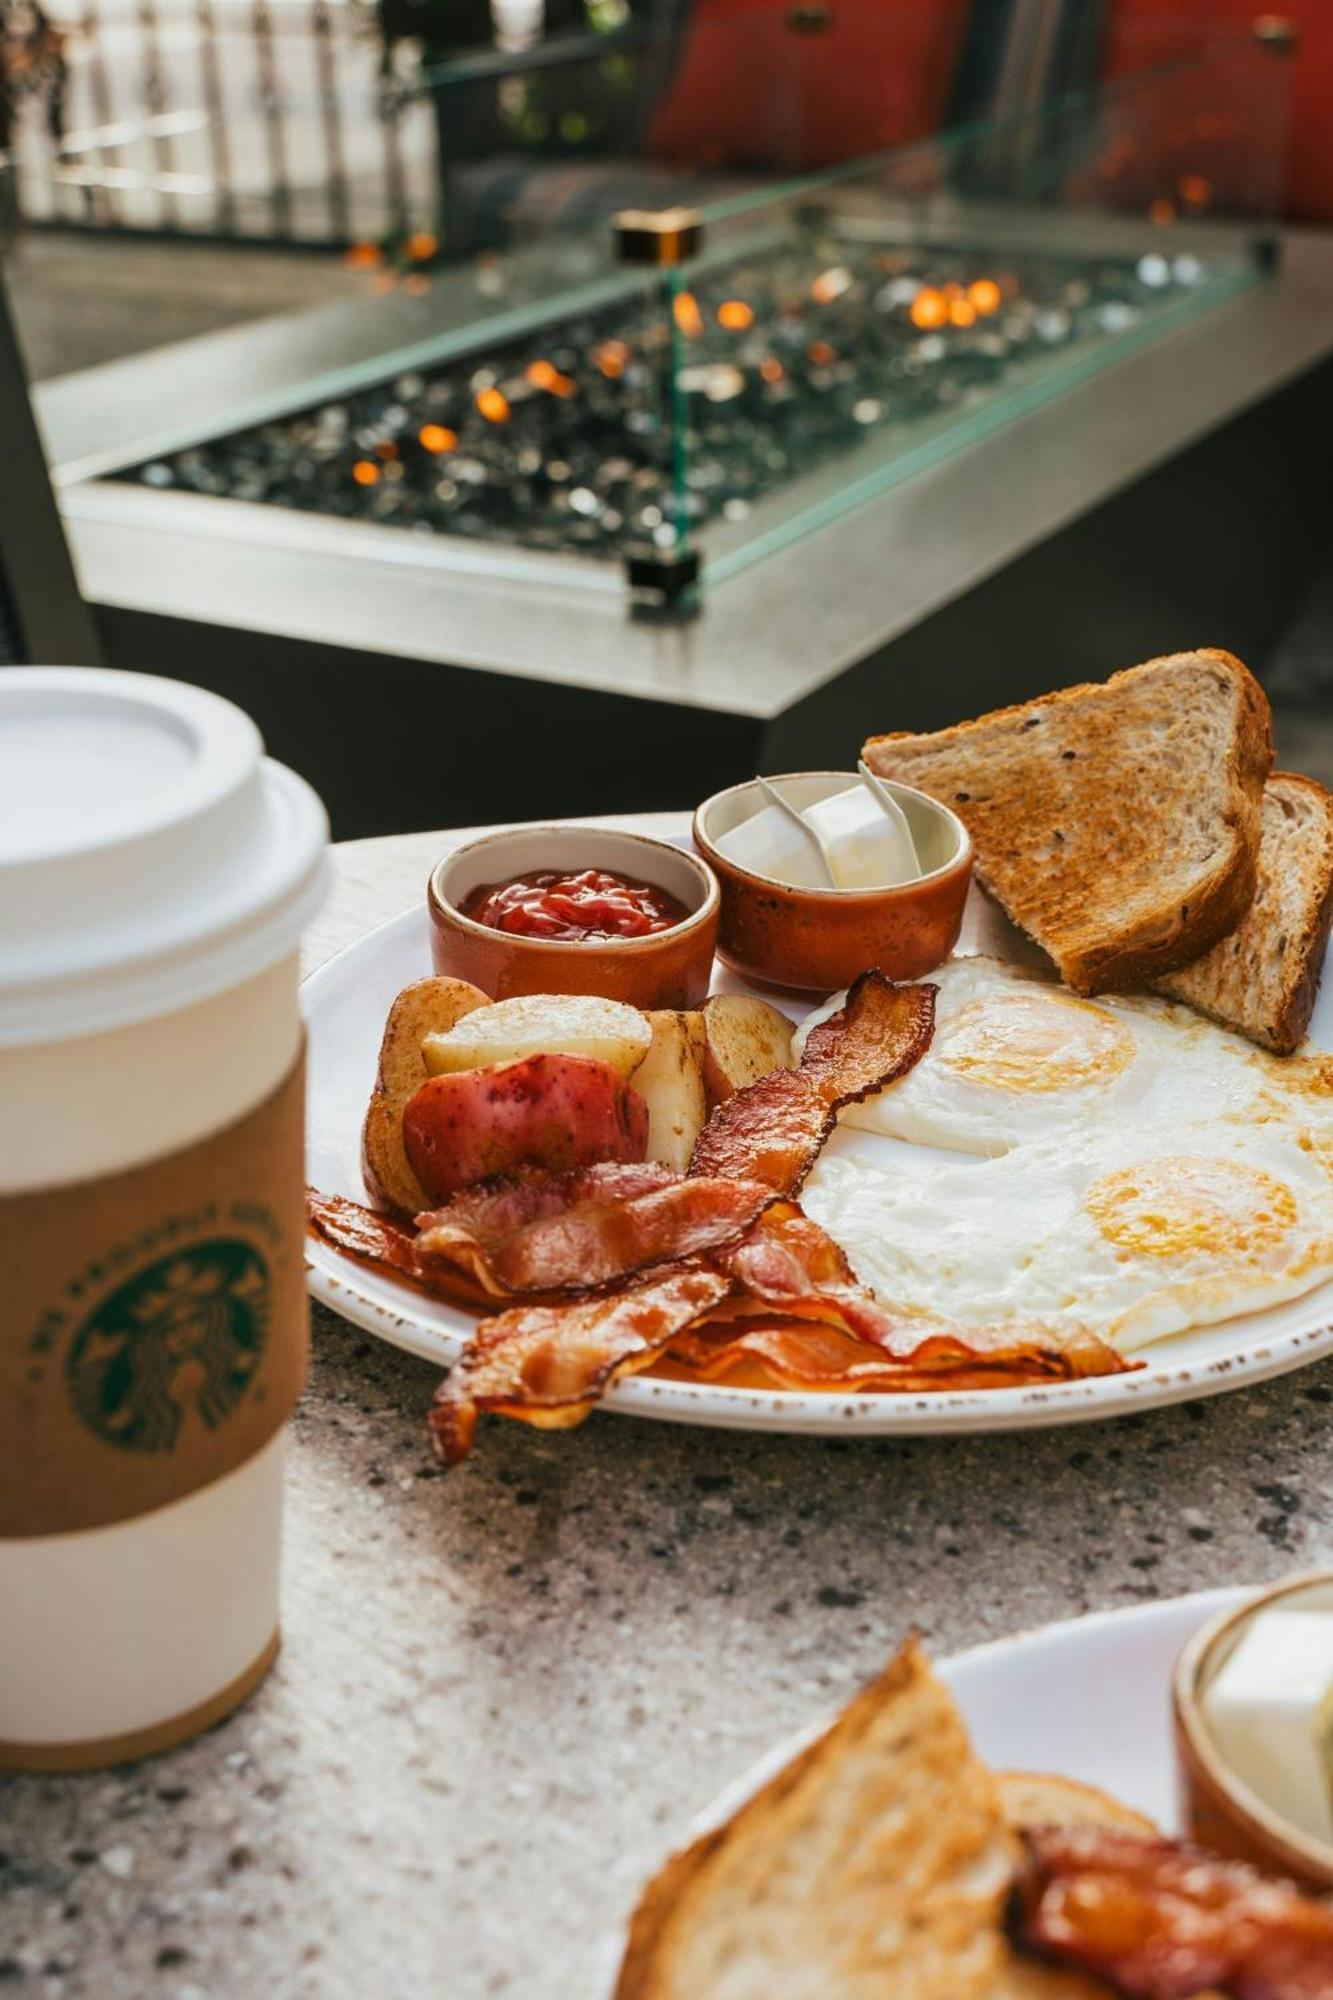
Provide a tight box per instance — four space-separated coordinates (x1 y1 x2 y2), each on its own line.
402 1053 650 1203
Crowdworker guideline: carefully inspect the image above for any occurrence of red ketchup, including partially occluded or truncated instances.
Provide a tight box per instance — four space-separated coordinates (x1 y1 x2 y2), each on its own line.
461 867 689 942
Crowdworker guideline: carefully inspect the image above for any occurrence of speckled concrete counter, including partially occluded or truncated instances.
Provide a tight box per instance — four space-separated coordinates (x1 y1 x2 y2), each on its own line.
4 826 1332 2000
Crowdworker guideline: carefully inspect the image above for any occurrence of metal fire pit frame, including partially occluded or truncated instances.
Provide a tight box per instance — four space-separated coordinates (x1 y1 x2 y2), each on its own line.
32 227 1333 835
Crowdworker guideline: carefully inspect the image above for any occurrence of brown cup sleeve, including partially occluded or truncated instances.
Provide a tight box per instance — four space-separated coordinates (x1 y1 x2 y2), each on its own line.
0 1049 308 1538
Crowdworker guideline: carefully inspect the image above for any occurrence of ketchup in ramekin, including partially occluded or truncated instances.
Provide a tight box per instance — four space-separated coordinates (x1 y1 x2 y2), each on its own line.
461 868 690 943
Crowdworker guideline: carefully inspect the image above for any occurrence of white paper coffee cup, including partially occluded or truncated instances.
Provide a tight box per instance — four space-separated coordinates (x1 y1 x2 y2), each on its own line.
0 668 328 1767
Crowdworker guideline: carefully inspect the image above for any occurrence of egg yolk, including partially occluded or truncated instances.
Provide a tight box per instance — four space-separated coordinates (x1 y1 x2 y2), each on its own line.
1085 1157 1297 1259
940 994 1134 1095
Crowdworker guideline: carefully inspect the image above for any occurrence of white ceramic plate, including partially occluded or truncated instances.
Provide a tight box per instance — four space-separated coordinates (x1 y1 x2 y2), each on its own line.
602 1588 1244 1992
303 827 1333 1436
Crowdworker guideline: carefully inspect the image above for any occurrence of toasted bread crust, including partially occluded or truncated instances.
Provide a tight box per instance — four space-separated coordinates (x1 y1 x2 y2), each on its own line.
1153 771 1333 1053
996 1771 1157 1841
865 650 1272 995
615 1639 1017 2000
613 1645 1164 2000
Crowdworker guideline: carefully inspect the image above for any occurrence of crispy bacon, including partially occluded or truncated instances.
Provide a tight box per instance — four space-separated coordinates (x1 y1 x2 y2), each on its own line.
714 1205 903 1347
307 1188 419 1274
429 1264 734 1463
1010 1826 1333 2000
435 1161 677 1239
798 970 937 1108
689 973 936 1194
308 1167 776 1307
424 1197 1132 1458
415 1164 777 1299
688 1069 835 1194
305 1187 494 1304
665 1316 1128 1391
710 1207 1127 1381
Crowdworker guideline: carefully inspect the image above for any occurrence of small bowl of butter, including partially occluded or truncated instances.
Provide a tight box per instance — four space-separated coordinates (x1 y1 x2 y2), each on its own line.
693 770 971 992
1174 1571 1333 1891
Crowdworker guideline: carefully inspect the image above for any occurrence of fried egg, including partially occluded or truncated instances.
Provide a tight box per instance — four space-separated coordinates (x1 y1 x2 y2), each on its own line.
802 1121 1333 1353
794 954 1333 1354
797 956 1333 1157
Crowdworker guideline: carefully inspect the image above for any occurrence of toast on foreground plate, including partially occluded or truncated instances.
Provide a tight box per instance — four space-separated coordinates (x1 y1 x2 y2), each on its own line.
614 1639 1147 2000
863 650 1273 996
1152 771 1333 1054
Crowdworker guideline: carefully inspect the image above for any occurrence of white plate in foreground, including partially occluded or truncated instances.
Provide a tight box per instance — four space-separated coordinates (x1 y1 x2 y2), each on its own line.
303 840 1333 1436
604 1588 1244 1991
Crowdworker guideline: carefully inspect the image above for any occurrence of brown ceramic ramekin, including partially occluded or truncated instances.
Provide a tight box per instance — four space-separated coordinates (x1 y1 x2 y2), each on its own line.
1173 1571 1333 1892
428 824 719 1008
693 773 972 993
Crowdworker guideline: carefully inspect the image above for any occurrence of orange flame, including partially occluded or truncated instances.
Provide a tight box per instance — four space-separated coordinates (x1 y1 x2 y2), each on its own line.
673 291 705 337
909 289 948 330
526 359 576 397
595 340 630 378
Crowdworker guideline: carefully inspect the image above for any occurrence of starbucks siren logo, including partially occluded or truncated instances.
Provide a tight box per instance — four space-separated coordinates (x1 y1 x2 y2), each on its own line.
66 1240 271 1453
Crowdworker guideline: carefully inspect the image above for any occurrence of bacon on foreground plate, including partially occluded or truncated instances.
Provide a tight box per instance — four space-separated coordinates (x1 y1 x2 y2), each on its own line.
414 1161 775 1299
307 1164 777 1309
690 972 935 1193
428 1263 734 1463
661 1316 1126 1393
1010 1825 1333 2000
426 1202 1130 1462
312 973 1134 1462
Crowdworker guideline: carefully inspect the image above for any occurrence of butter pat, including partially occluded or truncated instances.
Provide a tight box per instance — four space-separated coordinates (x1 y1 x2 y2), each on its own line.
715 783 921 890
714 802 834 889
1202 1608 1333 1843
804 786 921 889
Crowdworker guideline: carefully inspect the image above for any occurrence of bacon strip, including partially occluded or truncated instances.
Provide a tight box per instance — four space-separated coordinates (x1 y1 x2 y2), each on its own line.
688 1069 835 1195
415 1164 777 1299
690 973 935 1194
798 970 937 1109
423 1198 1131 1458
1010 1826 1333 2000
305 1187 494 1307
307 1188 419 1275
308 1166 776 1307
429 1264 734 1464
710 1207 1127 1380
665 1317 1128 1391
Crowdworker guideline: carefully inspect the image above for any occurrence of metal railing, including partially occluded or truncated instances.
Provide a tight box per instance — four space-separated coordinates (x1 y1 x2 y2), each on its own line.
1 0 436 242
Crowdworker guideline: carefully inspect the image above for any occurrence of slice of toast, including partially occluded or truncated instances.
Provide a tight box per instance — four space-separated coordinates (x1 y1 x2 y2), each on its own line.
1151 771 1333 1053
614 1641 1142 2000
863 650 1273 995
996 1770 1156 1840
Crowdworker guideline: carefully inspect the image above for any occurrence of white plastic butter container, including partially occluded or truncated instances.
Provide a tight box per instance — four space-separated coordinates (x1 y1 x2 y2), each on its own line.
0 667 327 1767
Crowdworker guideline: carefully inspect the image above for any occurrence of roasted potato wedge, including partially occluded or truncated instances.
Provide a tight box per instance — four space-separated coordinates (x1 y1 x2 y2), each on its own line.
422 993 651 1080
402 1054 649 1202
362 975 489 1215
700 994 796 1105
632 1010 708 1172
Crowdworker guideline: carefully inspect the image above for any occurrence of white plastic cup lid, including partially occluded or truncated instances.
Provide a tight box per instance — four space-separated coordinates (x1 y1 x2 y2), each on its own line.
0 667 329 1046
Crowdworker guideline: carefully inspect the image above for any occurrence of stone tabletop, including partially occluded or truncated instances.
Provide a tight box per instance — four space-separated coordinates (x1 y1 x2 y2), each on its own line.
4 818 1332 1999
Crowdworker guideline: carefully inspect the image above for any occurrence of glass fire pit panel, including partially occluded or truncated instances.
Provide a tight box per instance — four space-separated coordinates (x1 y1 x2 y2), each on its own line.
114 36 1286 593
